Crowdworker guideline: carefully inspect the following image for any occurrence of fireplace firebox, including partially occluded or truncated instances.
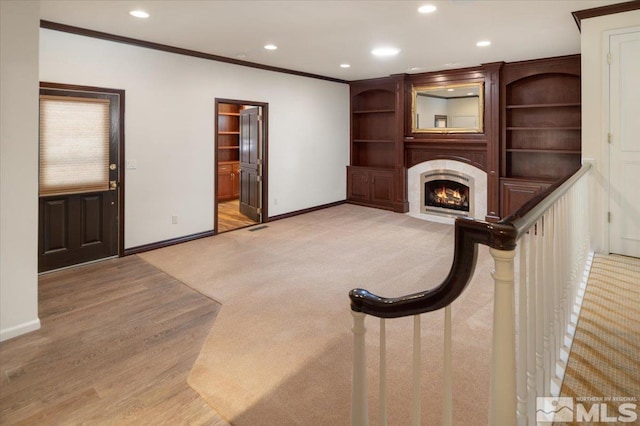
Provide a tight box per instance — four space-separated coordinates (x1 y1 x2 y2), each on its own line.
421 171 474 218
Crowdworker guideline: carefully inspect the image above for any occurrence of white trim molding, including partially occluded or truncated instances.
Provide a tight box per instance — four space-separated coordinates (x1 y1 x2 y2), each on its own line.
0 318 41 342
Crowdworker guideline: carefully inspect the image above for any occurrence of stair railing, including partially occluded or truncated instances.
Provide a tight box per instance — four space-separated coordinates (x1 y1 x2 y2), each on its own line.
349 163 592 425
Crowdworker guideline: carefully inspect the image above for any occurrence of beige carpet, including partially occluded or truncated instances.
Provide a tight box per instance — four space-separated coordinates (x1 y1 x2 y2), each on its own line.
557 254 640 425
139 204 496 425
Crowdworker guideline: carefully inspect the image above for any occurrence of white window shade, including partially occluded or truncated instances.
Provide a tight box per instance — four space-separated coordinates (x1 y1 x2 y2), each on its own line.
39 95 110 196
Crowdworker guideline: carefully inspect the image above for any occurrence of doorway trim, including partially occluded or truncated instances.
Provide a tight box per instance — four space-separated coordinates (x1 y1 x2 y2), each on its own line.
39 82 125 262
214 98 268 234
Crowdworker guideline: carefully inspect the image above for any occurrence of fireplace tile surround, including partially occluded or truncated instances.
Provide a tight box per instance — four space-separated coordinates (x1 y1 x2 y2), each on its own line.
408 160 487 224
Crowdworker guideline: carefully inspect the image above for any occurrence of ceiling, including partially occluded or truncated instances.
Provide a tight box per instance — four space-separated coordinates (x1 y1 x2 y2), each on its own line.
39 0 625 81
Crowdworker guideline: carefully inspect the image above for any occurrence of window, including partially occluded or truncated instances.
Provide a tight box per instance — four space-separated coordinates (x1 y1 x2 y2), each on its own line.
39 95 110 196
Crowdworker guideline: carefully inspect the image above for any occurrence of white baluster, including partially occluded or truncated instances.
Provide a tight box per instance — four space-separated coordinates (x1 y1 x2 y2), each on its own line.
517 236 528 425
543 211 553 396
351 311 369 426
443 305 452 426
379 318 387 426
489 247 517 426
527 223 538 425
535 220 545 398
411 315 421 426
551 202 563 395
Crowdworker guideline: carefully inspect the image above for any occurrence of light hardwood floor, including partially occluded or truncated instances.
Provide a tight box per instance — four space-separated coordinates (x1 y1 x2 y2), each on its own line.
217 200 257 233
0 256 229 425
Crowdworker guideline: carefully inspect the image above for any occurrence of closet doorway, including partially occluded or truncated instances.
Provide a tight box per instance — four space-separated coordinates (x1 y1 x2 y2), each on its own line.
215 99 268 233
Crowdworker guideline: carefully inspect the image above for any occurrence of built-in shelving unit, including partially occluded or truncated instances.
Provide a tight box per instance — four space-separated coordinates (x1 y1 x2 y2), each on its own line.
217 103 241 201
500 55 581 217
347 76 408 212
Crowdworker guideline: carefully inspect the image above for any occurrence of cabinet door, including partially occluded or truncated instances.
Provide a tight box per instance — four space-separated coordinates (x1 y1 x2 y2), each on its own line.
347 168 370 202
370 170 394 203
500 179 550 218
217 165 234 201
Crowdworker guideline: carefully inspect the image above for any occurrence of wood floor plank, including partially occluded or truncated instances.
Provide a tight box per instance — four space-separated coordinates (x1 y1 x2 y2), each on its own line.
217 200 257 233
0 256 229 425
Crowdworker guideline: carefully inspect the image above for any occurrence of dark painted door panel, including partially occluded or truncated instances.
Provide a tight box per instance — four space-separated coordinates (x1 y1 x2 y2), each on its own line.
38 88 120 272
239 107 261 222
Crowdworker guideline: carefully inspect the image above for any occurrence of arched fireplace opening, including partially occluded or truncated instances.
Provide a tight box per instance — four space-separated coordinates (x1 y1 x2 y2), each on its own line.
421 171 474 218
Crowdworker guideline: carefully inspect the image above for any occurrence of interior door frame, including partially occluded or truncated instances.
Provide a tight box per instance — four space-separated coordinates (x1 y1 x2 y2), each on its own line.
39 82 125 261
214 98 268 233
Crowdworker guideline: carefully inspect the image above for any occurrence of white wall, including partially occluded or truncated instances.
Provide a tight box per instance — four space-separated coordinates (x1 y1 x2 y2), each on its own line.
416 96 446 128
40 29 350 249
581 10 640 253
447 97 478 128
415 95 478 128
0 1 41 341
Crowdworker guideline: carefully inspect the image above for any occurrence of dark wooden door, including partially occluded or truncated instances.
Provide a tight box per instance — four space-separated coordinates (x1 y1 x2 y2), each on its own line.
239 107 261 222
38 88 121 272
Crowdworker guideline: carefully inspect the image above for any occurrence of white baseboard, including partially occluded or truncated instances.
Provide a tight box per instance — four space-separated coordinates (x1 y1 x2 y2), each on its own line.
0 318 41 342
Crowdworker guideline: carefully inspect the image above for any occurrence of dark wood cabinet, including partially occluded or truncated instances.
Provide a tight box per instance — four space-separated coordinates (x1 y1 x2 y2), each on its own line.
348 76 408 212
218 162 240 201
500 55 581 217
347 166 395 207
499 178 551 218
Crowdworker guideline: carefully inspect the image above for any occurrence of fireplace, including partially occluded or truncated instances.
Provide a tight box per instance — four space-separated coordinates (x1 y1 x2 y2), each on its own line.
421 171 474 218
408 160 486 224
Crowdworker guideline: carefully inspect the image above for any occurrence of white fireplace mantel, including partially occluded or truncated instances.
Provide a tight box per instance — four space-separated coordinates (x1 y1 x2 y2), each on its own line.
407 159 487 224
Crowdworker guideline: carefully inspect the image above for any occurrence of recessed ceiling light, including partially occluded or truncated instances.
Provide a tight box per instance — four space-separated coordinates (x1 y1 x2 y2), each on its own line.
476 40 491 47
444 62 460 67
467 92 474 95
447 88 455 92
408 67 422 72
418 4 437 14
371 47 401 57
264 44 278 50
129 10 149 18
340 64 351 68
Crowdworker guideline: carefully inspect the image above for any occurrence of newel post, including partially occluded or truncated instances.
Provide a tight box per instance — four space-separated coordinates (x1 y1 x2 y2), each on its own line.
488 247 517 426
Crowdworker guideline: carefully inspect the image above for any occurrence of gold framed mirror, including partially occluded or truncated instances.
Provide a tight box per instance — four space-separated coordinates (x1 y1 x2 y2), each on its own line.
411 82 484 133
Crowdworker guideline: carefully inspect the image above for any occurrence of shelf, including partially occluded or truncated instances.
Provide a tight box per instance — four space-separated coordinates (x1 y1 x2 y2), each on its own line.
504 176 559 183
352 109 395 114
353 139 395 144
349 165 395 171
507 149 580 154
219 112 240 116
506 103 580 109
219 146 239 150
218 131 240 135
219 161 239 165
507 127 581 131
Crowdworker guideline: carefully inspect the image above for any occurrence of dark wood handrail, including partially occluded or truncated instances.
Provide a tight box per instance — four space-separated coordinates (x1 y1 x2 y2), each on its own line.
349 163 591 318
